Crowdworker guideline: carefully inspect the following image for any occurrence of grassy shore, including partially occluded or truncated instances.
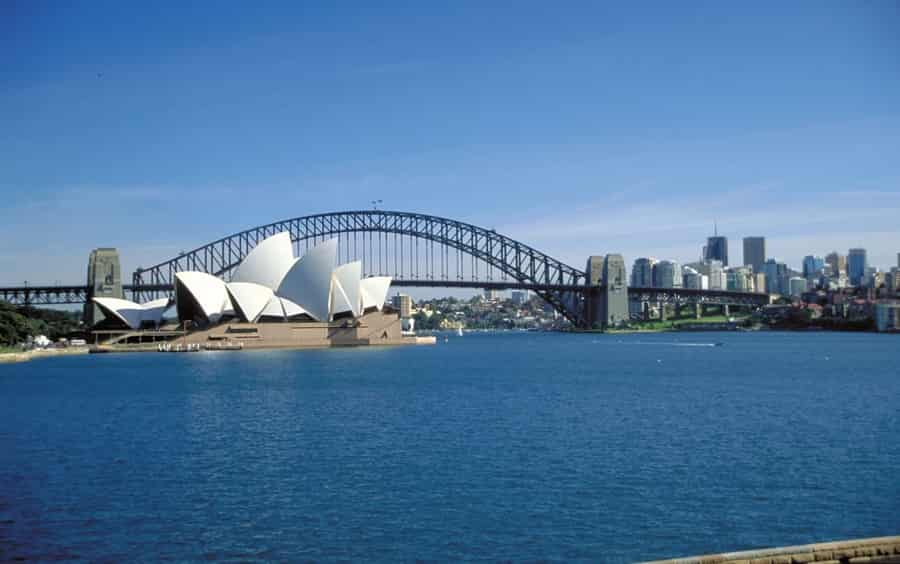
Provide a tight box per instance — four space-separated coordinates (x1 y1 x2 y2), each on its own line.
596 314 748 334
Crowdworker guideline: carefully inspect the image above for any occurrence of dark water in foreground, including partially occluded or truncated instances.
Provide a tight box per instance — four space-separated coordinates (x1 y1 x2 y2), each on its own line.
1 332 898 562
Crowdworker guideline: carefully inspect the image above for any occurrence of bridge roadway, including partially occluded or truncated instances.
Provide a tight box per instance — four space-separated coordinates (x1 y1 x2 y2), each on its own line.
0 281 769 309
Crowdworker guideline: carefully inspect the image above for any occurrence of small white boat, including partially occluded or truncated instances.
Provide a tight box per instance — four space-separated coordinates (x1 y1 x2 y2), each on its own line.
457 327 464 337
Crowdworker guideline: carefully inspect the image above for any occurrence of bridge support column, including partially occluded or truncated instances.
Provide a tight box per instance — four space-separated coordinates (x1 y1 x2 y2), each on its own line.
723 304 730 317
694 303 702 319
659 302 667 322
584 254 628 330
84 248 123 327
643 302 651 321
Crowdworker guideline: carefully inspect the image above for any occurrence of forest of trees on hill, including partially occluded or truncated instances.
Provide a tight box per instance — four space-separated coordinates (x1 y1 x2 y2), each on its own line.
0 302 82 347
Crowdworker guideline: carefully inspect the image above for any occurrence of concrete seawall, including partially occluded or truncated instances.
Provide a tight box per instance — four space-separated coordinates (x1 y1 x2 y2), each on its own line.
642 536 900 564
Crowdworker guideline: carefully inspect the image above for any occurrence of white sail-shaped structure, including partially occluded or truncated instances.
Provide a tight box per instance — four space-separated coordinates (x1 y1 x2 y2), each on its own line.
141 297 172 327
226 282 275 323
330 261 362 318
280 297 309 320
360 276 392 312
277 239 337 322
230 232 295 290
93 297 145 329
175 271 230 324
92 297 172 329
103 235 396 330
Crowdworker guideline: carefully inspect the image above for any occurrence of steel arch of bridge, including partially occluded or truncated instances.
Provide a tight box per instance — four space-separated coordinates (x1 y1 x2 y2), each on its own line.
132 210 590 325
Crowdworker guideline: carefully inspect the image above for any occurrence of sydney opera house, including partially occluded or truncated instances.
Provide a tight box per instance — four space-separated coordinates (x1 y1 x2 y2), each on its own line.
92 233 409 349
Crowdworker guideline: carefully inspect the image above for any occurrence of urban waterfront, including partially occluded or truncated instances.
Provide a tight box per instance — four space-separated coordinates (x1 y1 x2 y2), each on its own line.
1 332 898 562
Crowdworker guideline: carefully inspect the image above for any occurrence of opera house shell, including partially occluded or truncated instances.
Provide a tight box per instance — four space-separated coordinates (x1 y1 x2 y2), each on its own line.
91 233 396 345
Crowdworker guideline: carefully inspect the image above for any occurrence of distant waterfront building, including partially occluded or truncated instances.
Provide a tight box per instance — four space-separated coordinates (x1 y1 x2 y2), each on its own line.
727 266 754 292
630 257 656 287
755 272 767 294
84 247 123 326
848 248 867 286
802 255 825 279
764 259 789 295
483 288 503 301
897 252 900 269
705 235 729 266
586 256 605 285
686 259 725 290
825 251 847 277
888 268 900 291
682 266 708 290
789 277 808 298
653 260 682 288
392 293 413 318
510 290 529 305
875 302 900 332
742 237 765 274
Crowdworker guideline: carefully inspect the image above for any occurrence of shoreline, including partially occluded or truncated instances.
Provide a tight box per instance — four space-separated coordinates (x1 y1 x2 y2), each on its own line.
0 347 90 364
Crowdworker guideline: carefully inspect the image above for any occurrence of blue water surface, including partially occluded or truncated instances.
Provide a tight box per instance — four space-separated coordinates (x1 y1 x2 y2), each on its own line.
1 331 898 562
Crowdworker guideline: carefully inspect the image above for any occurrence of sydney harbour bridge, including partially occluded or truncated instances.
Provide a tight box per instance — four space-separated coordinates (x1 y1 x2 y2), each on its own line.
0 210 769 329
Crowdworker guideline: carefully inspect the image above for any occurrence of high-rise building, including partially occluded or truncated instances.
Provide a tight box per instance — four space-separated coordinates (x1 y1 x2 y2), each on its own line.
510 290 529 305
705 236 729 266
789 277 808 298
848 248 867 286
897 252 899 269
391 293 412 318
802 255 825 279
630 257 656 287
727 266 754 292
586 256 605 285
686 259 725 290
825 251 846 277
682 267 708 290
653 260 682 288
764 259 789 295
742 237 765 273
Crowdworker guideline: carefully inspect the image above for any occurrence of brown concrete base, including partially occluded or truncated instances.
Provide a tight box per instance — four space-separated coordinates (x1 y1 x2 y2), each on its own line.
642 536 900 564
95 310 425 353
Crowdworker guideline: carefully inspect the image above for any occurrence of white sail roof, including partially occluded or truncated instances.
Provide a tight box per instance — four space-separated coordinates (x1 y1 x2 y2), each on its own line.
330 261 362 318
258 296 286 320
360 276 392 312
91 297 172 329
231 232 295 290
280 297 309 319
140 297 172 326
276 239 337 322
175 271 230 324
226 282 275 323
93 297 145 329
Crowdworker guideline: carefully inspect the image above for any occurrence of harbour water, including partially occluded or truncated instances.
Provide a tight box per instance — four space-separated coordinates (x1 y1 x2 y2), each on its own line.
1 332 898 561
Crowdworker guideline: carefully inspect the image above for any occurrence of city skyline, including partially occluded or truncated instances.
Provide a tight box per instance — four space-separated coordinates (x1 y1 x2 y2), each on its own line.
2 1 899 288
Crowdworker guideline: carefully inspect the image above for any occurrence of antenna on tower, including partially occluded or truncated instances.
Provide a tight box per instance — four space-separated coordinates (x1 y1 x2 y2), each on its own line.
714 220 718 237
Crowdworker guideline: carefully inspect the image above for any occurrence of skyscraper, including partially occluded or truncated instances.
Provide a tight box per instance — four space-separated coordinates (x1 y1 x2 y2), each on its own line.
705 225 728 266
802 255 825 279
742 237 765 273
630 257 656 287
653 260 682 288
825 251 846 277
848 248 867 286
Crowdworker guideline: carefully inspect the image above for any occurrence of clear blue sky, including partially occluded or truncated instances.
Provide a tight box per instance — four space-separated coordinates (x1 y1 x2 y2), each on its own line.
2 0 898 288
